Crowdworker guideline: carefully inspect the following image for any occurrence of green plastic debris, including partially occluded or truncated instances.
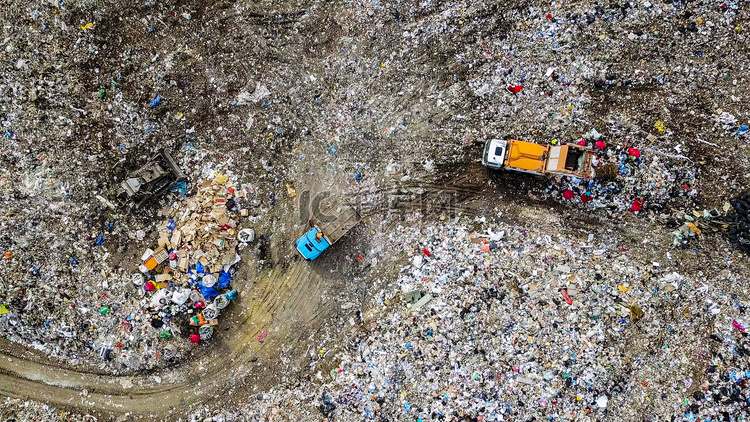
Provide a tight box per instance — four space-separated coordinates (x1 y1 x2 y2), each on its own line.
159 330 172 339
98 306 110 315
98 88 106 99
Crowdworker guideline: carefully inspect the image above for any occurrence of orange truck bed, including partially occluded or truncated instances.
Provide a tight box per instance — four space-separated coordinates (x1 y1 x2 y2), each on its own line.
504 140 549 173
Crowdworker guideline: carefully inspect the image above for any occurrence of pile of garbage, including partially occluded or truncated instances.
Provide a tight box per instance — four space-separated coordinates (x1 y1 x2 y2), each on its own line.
0 170 253 371
541 129 699 215
129 173 251 351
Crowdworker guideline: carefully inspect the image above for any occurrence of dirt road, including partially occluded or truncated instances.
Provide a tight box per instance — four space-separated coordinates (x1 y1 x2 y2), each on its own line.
0 254 360 420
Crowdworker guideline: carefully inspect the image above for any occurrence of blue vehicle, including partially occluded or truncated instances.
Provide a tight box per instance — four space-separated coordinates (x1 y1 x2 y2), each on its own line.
295 228 331 260
295 204 360 260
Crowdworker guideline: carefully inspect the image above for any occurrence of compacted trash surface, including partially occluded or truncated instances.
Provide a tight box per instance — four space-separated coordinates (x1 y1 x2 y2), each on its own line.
1 0 750 421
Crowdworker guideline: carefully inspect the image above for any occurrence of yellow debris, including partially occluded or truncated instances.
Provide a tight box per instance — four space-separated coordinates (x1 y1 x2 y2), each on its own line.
81 23 94 31
285 182 297 198
630 303 644 322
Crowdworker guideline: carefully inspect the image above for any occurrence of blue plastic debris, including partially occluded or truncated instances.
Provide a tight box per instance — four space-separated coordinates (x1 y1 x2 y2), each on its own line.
196 262 205 274
198 281 218 300
169 182 187 198
166 219 177 231
218 271 231 289
150 93 162 108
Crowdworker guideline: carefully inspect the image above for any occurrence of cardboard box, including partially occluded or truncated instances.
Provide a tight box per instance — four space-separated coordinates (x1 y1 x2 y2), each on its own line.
158 233 170 248
153 248 169 264
178 257 188 272
154 274 172 282
170 229 182 249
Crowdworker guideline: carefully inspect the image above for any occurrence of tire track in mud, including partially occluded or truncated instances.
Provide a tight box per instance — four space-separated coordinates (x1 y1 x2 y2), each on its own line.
0 258 336 420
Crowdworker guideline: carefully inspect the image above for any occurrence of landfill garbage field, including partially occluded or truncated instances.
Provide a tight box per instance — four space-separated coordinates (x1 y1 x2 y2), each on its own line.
2 0 750 421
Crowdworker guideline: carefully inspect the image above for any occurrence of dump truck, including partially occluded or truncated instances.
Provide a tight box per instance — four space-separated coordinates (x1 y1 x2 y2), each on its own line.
482 138 596 179
118 149 187 206
295 202 361 260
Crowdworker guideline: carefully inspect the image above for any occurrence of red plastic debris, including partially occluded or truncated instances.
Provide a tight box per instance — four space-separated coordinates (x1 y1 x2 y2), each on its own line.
595 140 606 150
628 147 640 159
630 199 644 212
581 193 593 203
423 248 431 256
561 289 573 305
733 320 746 332
507 84 524 94
563 189 575 200
546 13 552 19
258 329 268 342
189 334 200 343
577 139 586 146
